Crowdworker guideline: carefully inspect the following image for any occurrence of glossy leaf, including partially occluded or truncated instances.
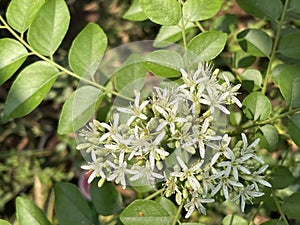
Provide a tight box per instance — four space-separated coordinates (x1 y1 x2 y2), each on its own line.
182 0 223 22
270 166 295 189
181 223 205 225
242 92 272 121
222 214 247 225
27 0 70 56
240 69 262 91
90 180 123 216
237 29 272 57
290 0 300 13
154 22 195 48
278 31 300 59
69 22 107 78
54 182 96 225
211 14 238 34
6 0 45 33
236 0 283 21
0 220 12 225
140 0 181 25
288 114 300 147
156 197 177 216
113 54 146 96
282 192 300 219
120 199 173 225
0 38 28 85
232 50 256 68
123 0 147 21
58 86 103 134
260 219 286 225
278 65 300 108
16 197 51 225
187 31 227 62
3 61 59 122
143 50 184 78
255 124 278 152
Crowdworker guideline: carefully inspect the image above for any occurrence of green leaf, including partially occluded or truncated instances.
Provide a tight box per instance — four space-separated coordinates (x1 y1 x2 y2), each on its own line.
144 50 184 78
181 223 205 225
156 197 177 216
222 214 247 225
140 0 181 25
27 0 70 56
69 22 107 78
242 92 272 121
240 69 263 91
0 38 28 85
182 0 223 22
260 219 286 225
54 182 95 225
211 14 238 34
290 0 300 13
154 22 195 48
113 54 146 97
3 61 59 122
282 192 300 219
90 180 123 216
278 65 300 108
288 114 300 147
58 86 103 134
123 0 148 21
278 31 300 59
0 220 12 225
270 166 295 189
237 29 272 57
120 199 173 225
187 31 227 62
16 197 51 225
6 0 45 33
229 111 242 126
255 125 278 152
232 50 256 68
236 0 283 21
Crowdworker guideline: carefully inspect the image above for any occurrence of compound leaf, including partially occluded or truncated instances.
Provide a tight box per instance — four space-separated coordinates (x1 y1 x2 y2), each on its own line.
3 61 59 122
27 0 70 56
0 38 28 85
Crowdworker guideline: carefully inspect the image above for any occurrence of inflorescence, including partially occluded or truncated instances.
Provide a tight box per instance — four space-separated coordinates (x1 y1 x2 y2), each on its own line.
77 63 271 218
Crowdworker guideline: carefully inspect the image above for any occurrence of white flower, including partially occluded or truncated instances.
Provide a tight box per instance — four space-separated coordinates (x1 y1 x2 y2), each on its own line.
107 153 130 189
210 134 234 166
81 150 106 184
184 192 214 218
211 175 243 200
192 118 222 158
99 113 121 142
218 74 242 107
155 103 188 134
170 156 203 191
231 184 264 212
143 130 169 169
241 133 260 155
117 91 149 126
129 160 164 186
217 155 251 181
199 87 230 115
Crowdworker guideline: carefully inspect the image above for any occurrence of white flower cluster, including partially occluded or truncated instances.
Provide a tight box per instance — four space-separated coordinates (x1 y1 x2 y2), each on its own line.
77 63 271 218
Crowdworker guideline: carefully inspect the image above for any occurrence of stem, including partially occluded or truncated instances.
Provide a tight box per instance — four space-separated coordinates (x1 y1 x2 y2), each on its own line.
194 21 205 32
0 15 133 102
172 201 184 225
261 0 289 94
272 191 289 225
145 188 164 200
229 107 300 136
